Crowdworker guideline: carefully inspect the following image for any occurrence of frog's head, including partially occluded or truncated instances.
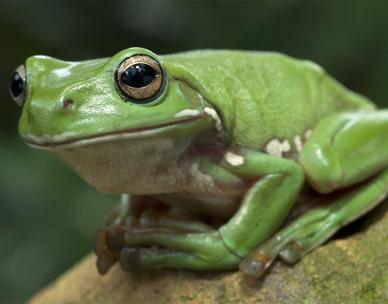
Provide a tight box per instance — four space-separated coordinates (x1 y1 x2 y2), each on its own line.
10 47 221 193
12 47 219 148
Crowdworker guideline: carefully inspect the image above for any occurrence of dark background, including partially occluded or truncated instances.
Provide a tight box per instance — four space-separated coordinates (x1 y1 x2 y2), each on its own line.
1 1 388 303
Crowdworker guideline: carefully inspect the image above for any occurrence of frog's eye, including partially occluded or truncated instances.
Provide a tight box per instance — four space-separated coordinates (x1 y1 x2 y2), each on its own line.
115 54 165 104
9 65 26 107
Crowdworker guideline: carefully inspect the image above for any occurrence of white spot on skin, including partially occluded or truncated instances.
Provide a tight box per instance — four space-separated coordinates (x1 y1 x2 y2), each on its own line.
204 107 222 131
224 151 245 166
265 139 291 157
294 135 303 152
26 132 79 144
305 129 312 140
175 109 201 118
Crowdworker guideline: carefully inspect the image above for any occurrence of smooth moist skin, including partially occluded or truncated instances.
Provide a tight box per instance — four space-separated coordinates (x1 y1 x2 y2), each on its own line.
13 47 388 278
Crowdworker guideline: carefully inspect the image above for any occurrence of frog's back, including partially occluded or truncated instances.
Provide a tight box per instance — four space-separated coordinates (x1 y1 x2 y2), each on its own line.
162 50 374 152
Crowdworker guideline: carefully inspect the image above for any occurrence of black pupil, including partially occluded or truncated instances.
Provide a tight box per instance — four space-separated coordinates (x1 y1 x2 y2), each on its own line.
121 63 156 88
10 71 24 98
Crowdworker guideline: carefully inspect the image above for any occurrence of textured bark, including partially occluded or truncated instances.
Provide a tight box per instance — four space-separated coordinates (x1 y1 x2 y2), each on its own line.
29 203 387 304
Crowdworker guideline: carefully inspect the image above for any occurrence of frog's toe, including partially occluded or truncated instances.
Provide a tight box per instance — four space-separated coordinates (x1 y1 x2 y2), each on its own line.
124 230 200 252
239 251 272 280
239 208 336 278
121 231 241 271
95 228 121 274
278 240 305 264
119 247 142 271
120 246 214 271
278 221 340 264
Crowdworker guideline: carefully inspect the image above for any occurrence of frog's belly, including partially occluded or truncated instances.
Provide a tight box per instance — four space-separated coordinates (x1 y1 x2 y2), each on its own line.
53 136 246 196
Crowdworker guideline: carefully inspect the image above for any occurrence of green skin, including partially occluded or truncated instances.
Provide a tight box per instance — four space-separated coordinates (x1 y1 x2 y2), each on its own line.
16 47 388 279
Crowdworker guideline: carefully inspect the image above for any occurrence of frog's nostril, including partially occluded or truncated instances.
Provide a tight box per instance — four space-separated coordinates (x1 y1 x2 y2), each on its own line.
62 98 74 110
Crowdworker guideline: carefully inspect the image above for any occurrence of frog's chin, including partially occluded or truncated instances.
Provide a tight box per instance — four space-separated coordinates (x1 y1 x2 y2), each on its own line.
24 114 209 152
23 112 219 194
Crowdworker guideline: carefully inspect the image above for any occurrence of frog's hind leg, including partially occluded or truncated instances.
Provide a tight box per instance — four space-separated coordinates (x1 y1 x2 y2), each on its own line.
240 110 388 278
241 169 388 278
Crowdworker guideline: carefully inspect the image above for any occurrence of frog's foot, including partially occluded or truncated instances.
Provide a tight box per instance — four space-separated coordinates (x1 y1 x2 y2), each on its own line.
240 167 388 279
95 208 215 274
239 207 334 278
120 230 242 271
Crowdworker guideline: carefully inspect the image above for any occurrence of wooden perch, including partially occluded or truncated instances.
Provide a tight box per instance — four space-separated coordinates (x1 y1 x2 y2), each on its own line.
29 203 387 304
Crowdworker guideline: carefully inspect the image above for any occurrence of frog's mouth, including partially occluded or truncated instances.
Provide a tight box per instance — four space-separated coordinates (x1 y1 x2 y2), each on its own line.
24 113 211 151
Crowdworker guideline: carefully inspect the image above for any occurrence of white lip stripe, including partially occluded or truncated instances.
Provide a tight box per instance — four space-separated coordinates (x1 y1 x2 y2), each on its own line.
25 115 207 151
26 132 80 144
26 127 174 151
175 109 201 118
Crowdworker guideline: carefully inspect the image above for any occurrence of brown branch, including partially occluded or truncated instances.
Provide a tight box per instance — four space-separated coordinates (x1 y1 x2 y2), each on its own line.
29 203 387 304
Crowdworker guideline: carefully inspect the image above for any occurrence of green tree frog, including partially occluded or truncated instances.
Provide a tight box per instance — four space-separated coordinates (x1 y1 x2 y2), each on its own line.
11 48 388 279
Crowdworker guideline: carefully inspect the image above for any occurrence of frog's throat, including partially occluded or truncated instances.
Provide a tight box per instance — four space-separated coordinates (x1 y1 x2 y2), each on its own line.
24 113 209 151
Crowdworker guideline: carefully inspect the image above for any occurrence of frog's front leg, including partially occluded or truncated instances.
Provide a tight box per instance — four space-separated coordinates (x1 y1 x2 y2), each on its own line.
95 194 214 274
119 150 304 271
241 110 388 279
